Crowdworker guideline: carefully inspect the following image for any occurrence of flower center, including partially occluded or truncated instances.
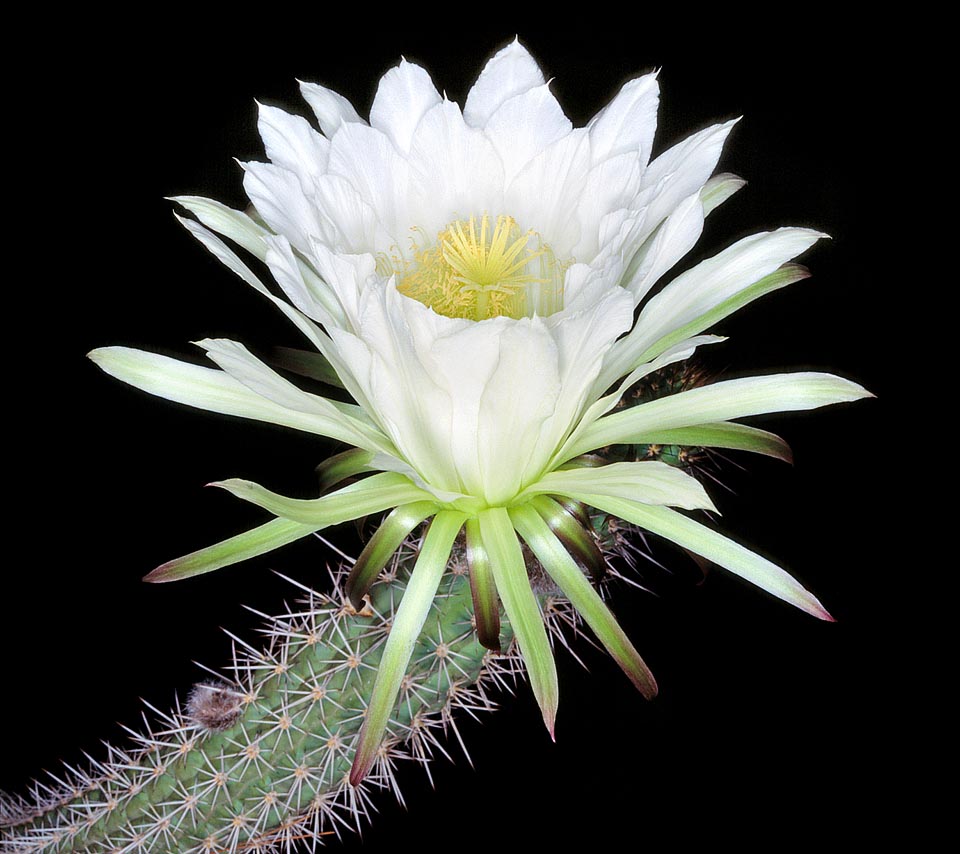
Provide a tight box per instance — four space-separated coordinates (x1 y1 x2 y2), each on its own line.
383 214 566 321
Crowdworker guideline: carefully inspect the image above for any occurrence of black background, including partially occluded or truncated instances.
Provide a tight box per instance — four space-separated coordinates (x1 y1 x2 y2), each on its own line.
7 22 897 850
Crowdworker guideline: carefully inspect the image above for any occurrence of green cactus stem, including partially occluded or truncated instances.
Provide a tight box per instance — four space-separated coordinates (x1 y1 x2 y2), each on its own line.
0 539 555 854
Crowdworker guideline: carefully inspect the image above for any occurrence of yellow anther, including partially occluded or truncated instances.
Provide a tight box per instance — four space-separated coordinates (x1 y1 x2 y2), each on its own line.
392 214 566 320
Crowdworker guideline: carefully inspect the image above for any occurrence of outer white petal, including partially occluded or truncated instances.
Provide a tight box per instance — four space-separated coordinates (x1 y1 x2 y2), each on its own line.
88 346 393 455
560 258 628 316
417 313 517 499
630 227 826 357
298 80 365 138
311 173 392 255
475 316 561 504
587 72 659 168
171 196 270 261
257 102 330 183
483 83 572 185
241 161 325 254
701 172 747 215
463 38 546 128
303 239 379 333
262 233 342 327
563 334 725 466
623 191 706 306
260 235 393 429
407 100 505 238
177 215 334 357
369 59 442 153
326 285 462 495
524 284 634 486
569 372 871 460
637 119 738 239
194 338 376 430
594 207 648 273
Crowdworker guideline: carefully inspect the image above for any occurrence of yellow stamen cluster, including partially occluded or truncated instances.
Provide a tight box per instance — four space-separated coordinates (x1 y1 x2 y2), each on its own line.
385 214 565 321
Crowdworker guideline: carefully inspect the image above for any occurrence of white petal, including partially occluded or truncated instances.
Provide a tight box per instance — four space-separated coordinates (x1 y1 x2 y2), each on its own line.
623 191 706 306
416 313 509 498
407 100 505 236
701 172 747 216
594 207 648 272
506 129 590 256
241 161 325 254
171 196 270 261
257 102 329 183
475 316 561 504
302 239 380 332
369 59 442 153
483 83 572 185
298 80 365 138
527 285 634 485
561 334 724 467
260 236 386 425
195 337 376 430
638 119 737 238
587 72 659 167
560 259 625 316
312 173 392 255
177 215 332 356
463 38 546 128
327 286 462 495
571 152 645 261
262 234 340 326
327 122 412 241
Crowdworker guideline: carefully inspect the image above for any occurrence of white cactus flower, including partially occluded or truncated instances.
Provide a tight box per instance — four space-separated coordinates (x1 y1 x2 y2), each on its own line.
89 38 870 783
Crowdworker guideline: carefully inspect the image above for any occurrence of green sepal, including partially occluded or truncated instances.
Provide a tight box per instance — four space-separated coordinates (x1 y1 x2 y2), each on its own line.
350 510 466 785
316 448 376 493
568 493 833 621
465 517 502 652
345 502 437 609
478 507 558 738
269 346 345 389
640 263 812 366
144 517 319 582
629 421 793 463
531 495 604 582
520 460 715 512
210 472 435 526
700 172 746 216
511 503 657 699
570 371 872 460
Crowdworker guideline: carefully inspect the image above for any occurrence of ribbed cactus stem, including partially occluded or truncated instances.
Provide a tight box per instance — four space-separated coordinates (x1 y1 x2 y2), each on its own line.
0 543 532 853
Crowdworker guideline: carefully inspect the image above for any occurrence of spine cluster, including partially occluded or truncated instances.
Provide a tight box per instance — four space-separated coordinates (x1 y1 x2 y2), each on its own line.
0 543 548 853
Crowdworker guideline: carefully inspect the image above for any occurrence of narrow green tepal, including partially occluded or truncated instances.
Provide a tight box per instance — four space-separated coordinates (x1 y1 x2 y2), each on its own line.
479 506 559 739
346 500 438 608
350 510 466 786
144 517 320 582
465 515 503 651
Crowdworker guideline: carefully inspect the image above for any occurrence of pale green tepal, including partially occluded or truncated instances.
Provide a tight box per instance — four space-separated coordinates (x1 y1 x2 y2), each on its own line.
88 39 870 789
